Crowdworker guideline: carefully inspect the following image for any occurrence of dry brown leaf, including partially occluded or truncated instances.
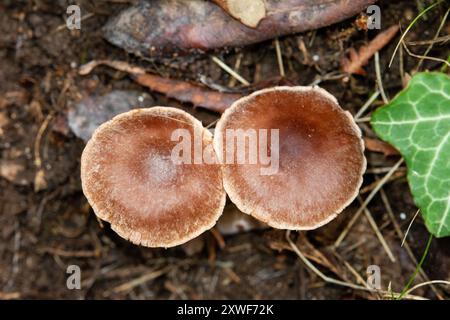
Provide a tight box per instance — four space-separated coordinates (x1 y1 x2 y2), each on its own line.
0 161 24 183
364 137 400 156
341 25 399 75
79 60 242 113
133 73 241 113
104 0 378 58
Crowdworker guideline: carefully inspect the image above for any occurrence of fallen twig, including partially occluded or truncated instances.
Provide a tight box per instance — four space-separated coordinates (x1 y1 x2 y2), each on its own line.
402 41 450 68
211 56 250 86
334 158 404 247
354 91 380 119
404 280 450 297
109 267 170 295
359 197 397 263
286 231 427 300
374 51 389 103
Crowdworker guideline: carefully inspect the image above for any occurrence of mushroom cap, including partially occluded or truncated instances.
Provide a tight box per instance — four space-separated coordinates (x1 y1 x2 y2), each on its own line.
214 86 366 230
81 107 226 247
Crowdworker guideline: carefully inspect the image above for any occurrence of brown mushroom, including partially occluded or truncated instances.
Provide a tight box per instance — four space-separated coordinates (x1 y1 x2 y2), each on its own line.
214 87 366 230
81 107 226 247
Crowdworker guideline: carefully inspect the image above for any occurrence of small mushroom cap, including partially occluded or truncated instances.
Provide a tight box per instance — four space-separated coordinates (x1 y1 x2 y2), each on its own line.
214 87 366 230
81 107 226 247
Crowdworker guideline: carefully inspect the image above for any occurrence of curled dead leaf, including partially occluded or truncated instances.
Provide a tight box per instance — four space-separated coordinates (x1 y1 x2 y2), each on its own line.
341 25 399 75
80 60 242 113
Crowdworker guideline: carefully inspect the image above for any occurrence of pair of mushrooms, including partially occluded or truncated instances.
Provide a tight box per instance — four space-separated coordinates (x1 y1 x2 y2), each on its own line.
81 86 366 248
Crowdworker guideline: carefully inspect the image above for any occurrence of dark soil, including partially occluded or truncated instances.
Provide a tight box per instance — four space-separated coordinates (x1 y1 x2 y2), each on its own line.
0 0 449 299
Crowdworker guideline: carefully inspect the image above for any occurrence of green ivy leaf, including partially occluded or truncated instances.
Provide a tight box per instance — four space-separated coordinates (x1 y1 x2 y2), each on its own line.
371 72 450 238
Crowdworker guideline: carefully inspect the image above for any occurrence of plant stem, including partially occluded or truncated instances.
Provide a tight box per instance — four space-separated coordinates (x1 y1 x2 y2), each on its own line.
389 0 443 68
398 233 433 299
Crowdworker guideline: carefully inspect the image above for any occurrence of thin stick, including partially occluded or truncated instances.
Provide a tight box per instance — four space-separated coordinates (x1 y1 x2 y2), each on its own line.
309 72 346 86
355 91 380 120
408 35 450 45
287 231 378 291
375 52 389 104
34 113 54 168
228 53 243 87
355 117 372 123
399 44 405 87
286 231 427 300
54 13 95 32
334 158 404 247
401 209 420 247
333 250 370 288
402 41 450 67
274 38 286 77
388 1 442 68
210 228 226 249
360 171 405 195
341 238 368 255
405 280 450 296
416 8 449 70
343 261 368 287
366 166 406 174
111 267 169 294
361 198 397 263
206 119 219 129
211 56 250 86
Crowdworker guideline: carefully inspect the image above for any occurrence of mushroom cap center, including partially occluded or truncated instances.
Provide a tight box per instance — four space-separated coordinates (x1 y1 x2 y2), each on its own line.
215 87 366 229
81 108 226 247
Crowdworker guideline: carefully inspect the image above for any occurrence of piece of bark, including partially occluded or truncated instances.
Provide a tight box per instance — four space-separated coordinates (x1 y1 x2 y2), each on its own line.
341 25 399 75
104 0 378 58
211 0 266 28
79 60 242 113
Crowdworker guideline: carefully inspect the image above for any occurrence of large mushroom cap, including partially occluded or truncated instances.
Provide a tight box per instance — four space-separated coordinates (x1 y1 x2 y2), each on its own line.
214 86 366 230
81 107 226 247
